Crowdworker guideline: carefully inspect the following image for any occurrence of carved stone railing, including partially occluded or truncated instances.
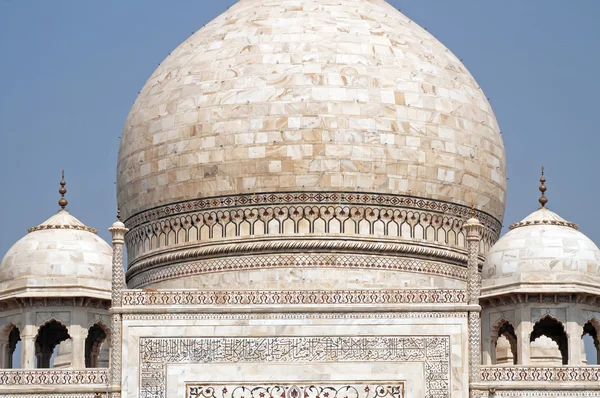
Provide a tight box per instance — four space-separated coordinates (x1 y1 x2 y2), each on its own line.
480 366 600 382
0 369 108 386
121 289 467 306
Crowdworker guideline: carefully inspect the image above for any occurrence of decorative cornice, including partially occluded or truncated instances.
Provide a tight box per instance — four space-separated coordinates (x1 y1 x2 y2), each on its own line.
121 289 467 307
125 191 502 231
0 297 110 312
480 293 600 308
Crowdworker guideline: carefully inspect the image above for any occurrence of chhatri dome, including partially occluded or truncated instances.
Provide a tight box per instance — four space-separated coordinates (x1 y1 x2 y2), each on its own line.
117 0 506 289
0 174 113 301
482 170 600 297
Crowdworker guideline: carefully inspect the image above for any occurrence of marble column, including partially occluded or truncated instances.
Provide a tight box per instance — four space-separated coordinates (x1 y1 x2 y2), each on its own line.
567 307 582 365
464 217 483 383
516 306 531 365
21 314 36 369
108 214 128 396
70 324 86 369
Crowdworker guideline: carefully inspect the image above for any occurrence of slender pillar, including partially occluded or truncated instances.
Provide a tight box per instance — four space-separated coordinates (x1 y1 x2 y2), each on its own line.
464 217 483 384
109 213 128 396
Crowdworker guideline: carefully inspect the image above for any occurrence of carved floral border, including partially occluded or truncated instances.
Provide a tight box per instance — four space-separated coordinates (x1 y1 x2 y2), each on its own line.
186 384 405 398
122 289 467 306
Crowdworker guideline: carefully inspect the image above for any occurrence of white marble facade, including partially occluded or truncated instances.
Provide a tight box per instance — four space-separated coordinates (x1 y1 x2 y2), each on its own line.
1 1 599 398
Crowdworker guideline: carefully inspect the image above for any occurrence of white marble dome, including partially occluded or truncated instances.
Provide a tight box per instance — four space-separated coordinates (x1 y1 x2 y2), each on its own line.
482 206 600 297
0 210 113 300
117 0 506 222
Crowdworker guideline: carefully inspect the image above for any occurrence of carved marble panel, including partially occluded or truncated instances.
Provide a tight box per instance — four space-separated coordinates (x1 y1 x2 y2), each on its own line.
139 336 450 398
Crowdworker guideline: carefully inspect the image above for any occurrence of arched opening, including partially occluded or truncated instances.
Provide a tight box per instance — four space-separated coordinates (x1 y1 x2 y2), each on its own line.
85 323 109 368
530 316 568 365
582 321 599 365
2 325 21 369
493 321 517 365
35 320 71 368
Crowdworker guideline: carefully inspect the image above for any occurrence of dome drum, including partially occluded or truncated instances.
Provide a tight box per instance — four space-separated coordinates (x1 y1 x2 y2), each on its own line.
123 190 498 288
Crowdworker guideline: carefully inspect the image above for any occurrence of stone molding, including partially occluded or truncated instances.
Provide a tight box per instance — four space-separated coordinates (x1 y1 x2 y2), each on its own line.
139 336 449 398
0 369 108 386
127 248 470 288
121 289 467 306
124 191 501 265
479 366 600 382
187 384 405 398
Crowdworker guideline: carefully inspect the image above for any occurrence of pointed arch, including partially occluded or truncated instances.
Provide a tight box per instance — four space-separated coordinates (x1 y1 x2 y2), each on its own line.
490 318 517 365
0 323 21 369
34 319 71 369
530 315 568 365
582 318 600 365
85 321 110 368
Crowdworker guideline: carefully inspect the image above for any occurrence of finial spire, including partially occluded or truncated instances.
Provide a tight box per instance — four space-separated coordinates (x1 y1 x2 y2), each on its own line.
117 208 121 221
58 170 68 210
538 166 548 208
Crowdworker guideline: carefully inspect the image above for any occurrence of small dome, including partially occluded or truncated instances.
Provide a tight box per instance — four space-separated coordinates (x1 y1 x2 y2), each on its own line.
482 207 600 297
0 210 112 301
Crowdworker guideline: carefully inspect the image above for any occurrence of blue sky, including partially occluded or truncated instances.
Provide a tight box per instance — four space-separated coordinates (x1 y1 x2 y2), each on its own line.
1 0 599 363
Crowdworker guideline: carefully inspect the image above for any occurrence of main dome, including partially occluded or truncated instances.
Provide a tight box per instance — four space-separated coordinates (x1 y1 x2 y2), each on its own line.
117 0 506 222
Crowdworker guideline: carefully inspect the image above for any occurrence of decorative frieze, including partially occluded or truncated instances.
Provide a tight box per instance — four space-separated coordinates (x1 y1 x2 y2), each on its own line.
140 336 449 398
124 192 500 265
125 192 501 233
123 312 468 321
188 384 405 398
121 289 467 307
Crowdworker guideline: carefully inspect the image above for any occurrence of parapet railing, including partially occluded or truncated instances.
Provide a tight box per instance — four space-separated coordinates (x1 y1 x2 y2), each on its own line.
480 366 600 382
0 369 108 386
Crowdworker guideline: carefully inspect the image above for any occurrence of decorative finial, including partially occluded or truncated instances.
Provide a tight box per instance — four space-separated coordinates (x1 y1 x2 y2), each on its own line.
58 170 68 210
538 166 548 208
117 208 121 221
471 203 476 218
